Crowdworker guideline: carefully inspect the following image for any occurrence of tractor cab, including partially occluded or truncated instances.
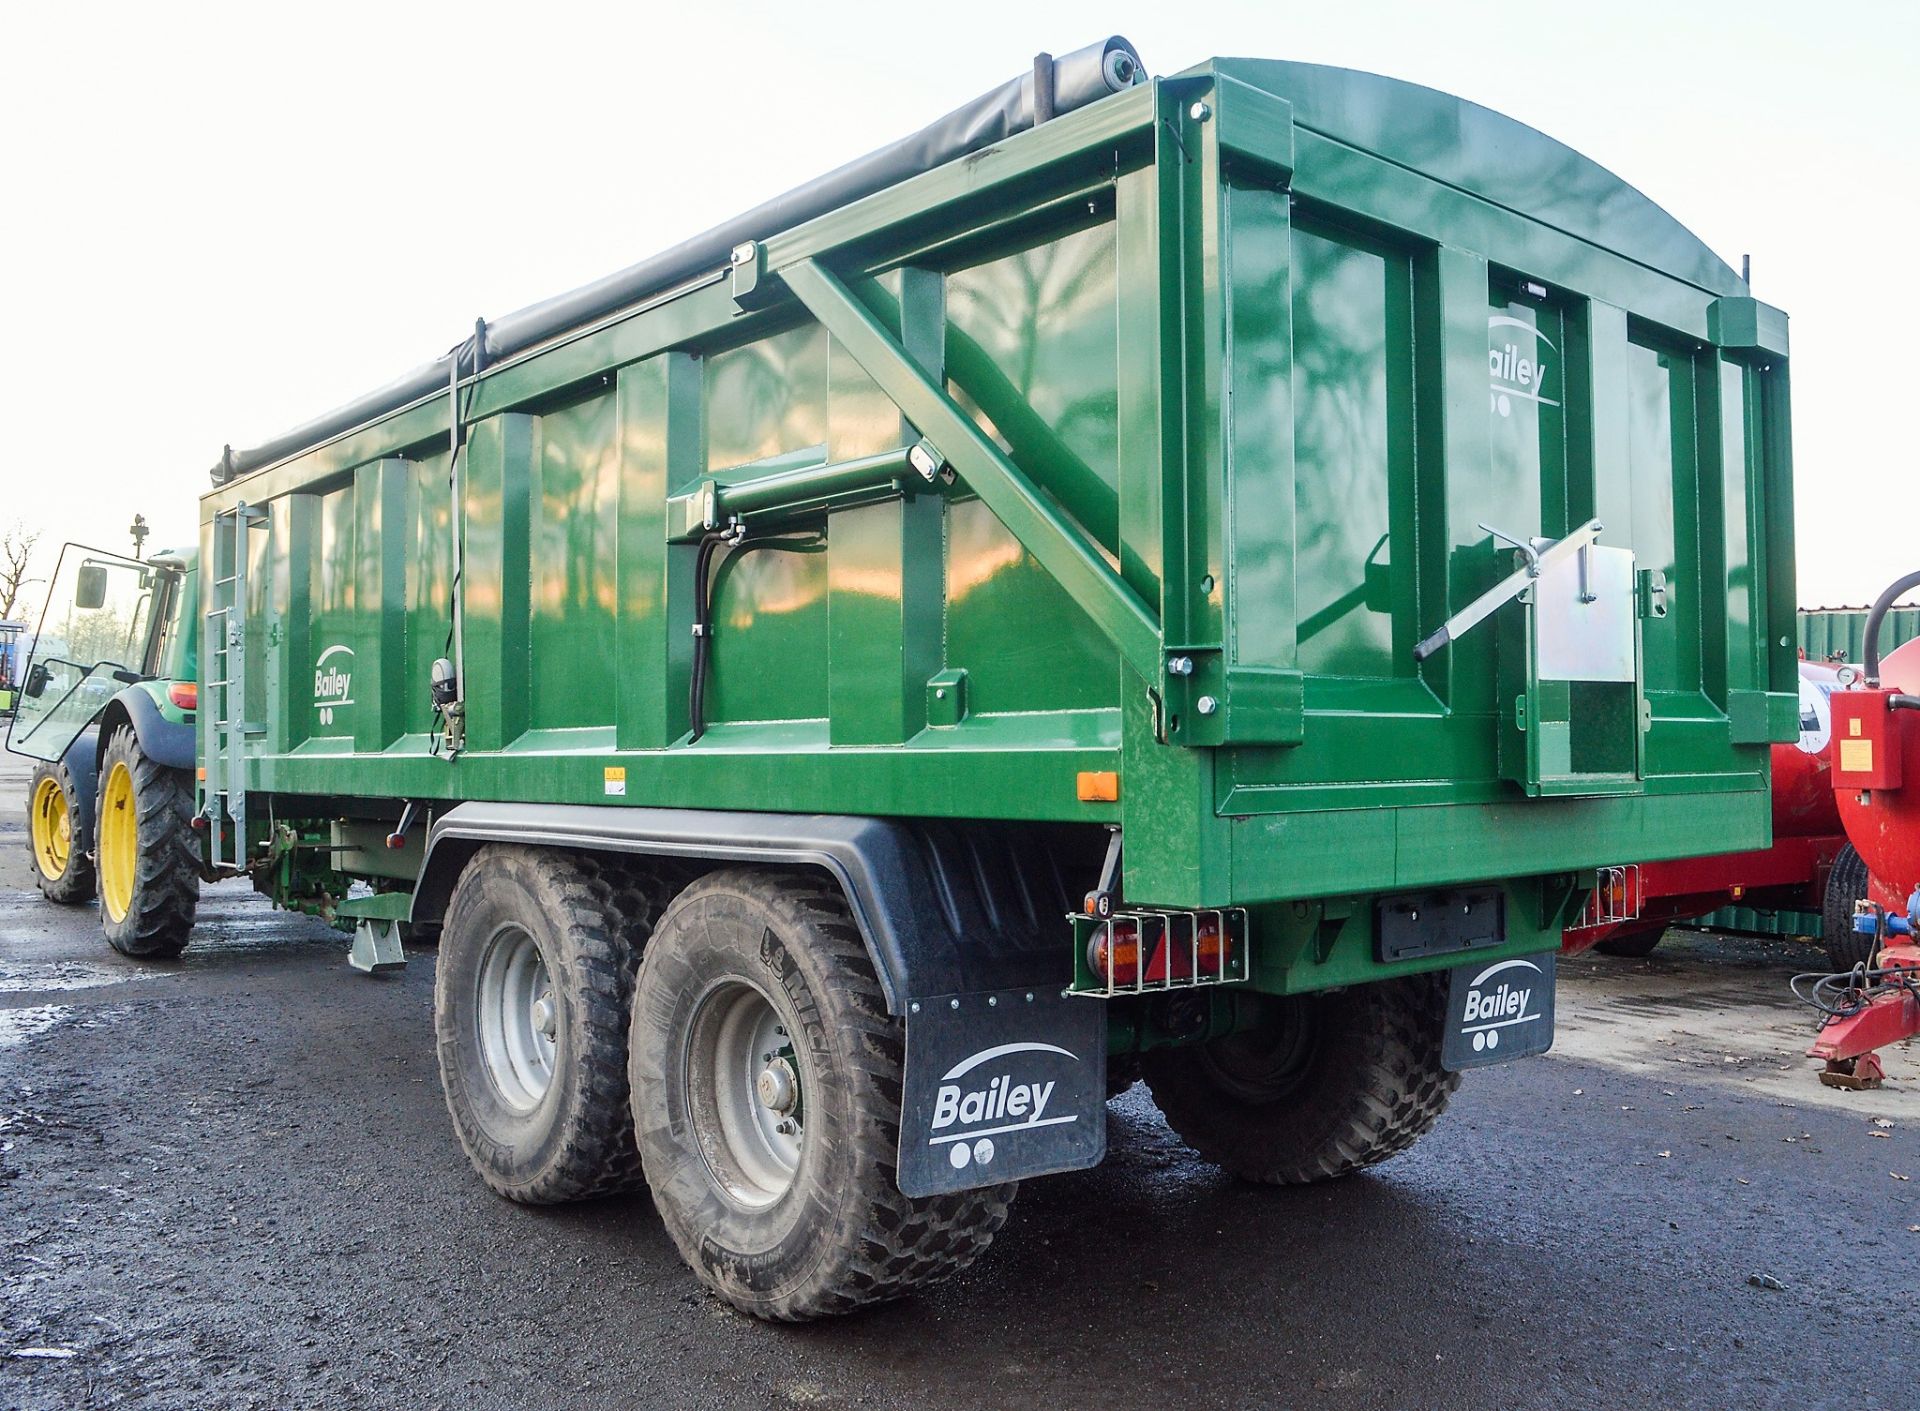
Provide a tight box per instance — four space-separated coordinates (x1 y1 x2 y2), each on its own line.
6 543 195 765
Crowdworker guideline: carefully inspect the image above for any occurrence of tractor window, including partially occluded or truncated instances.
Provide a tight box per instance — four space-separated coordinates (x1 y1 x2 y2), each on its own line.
5 544 167 763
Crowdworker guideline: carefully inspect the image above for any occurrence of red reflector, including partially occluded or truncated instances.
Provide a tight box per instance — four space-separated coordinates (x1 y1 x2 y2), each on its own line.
168 681 198 710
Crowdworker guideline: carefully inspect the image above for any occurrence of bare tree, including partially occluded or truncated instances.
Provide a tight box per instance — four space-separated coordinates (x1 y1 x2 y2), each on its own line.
0 524 42 621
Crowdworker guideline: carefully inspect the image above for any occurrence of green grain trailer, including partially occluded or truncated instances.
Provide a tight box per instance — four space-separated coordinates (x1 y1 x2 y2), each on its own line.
10 40 1798 1319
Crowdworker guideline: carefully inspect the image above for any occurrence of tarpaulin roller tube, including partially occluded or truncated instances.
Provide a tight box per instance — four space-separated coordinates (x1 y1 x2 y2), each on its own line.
208 35 1144 485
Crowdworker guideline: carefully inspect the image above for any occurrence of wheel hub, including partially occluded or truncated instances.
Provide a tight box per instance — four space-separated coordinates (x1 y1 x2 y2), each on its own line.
475 924 557 1113
685 982 804 1207
756 1057 798 1114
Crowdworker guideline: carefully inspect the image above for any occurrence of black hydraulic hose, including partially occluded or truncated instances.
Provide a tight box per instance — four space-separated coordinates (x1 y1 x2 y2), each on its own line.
687 534 727 744
687 531 828 744
1863 569 1920 686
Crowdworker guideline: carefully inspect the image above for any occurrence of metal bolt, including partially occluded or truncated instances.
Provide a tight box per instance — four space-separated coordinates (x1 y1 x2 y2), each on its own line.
1196 695 1219 716
987 995 998 1007
910 1002 921 1013
950 998 961 1010
1189 100 1212 122
1167 655 1194 676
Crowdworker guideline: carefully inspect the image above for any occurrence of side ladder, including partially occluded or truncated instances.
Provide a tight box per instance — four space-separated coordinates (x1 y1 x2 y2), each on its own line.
204 501 267 872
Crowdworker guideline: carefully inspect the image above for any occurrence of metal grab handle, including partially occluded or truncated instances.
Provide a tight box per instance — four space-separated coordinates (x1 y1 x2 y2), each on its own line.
1477 523 1540 576
1412 519 1605 662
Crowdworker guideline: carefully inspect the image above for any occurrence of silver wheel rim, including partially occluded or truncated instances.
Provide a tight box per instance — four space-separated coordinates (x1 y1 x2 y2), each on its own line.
476 924 557 1112
685 981 804 1208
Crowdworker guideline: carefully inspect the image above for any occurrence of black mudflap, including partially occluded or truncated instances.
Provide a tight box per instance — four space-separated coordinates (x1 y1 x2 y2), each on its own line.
1441 952 1557 1071
898 987 1107 1197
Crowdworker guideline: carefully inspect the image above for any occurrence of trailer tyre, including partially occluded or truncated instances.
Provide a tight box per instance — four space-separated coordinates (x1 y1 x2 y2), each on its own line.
1822 844 1874 972
435 846 672 1204
1140 973 1459 1185
95 727 198 957
1594 929 1663 959
629 868 1015 1321
28 760 95 904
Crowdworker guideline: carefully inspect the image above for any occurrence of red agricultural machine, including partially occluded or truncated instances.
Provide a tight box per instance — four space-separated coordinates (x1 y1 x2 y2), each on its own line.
1797 574 1920 1089
1563 658 1860 965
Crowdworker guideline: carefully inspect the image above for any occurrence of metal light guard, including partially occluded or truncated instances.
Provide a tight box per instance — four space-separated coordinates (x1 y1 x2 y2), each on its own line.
1575 865 1642 929
1069 907 1250 998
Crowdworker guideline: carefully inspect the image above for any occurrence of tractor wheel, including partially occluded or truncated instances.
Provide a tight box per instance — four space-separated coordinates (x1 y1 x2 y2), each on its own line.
629 868 1015 1321
27 760 94 904
435 846 671 1204
1822 844 1874 972
1594 929 1663 959
1141 973 1459 1185
94 727 198 958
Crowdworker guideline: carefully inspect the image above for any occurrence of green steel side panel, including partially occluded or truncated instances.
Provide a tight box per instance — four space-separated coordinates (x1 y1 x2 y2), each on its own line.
1203 59 1744 299
190 57 1792 931
1691 905 1821 940
1798 606 1920 664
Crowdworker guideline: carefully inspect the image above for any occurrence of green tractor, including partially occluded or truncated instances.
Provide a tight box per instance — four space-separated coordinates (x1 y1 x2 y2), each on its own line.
13 544 200 955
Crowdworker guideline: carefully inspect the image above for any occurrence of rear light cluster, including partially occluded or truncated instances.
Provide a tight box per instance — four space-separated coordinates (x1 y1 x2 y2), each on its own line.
1076 907 1248 996
167 681 198 711
1574 864 1640 929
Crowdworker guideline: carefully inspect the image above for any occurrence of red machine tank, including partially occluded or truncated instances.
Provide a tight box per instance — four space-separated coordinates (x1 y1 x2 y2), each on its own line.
1564 659 1853 960
1832 634 1920 909
1773 662 1844 837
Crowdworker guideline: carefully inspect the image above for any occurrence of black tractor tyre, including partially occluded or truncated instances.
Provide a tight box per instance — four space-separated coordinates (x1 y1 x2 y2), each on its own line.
435 846 673 1204
1594 928 1664 959
1823 844 1875 972
1140 973 1460 1185
629 868 1016 1321
27 759 95 904
94 727 198 958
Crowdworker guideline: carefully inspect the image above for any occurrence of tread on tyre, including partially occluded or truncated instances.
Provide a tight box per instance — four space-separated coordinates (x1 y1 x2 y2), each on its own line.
629 867 1014 1321
1141 973 1459 1185
95 727 197 957
435 845 675 1204
28 760 95 904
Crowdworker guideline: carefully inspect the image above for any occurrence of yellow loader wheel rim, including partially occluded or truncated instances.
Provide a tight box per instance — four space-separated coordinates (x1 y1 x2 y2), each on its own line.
31 775 71 882
99 760 139 924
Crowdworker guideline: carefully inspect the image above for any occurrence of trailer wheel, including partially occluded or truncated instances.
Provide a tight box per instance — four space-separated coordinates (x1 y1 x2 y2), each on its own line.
629 868 1015 1321
435 846 669 1203
27 760 94 904
1822 844 1874 971
1594 929 1663 959
1140 974 1459 1185
94 727 198 957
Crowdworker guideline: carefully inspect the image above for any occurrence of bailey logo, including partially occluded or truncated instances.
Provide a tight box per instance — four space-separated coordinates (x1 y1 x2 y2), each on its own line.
1458 957 1546 1055
928 1041 1081 1174
1488 314 1560 419
313 644 355 728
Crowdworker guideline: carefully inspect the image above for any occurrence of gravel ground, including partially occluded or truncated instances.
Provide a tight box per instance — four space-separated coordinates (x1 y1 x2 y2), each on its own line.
1 751 1915 1410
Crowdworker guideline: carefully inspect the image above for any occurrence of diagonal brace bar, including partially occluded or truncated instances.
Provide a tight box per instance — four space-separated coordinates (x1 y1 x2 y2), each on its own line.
782 257 1163 679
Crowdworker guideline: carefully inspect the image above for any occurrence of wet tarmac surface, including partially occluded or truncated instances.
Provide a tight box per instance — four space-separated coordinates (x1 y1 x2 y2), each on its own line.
1 753 1915 1410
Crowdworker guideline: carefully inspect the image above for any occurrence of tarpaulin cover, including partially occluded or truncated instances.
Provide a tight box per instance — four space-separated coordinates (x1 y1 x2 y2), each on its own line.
211 36 1144 484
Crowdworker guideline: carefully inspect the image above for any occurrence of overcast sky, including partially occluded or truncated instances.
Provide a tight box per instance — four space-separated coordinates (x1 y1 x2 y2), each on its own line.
2 0 1912 622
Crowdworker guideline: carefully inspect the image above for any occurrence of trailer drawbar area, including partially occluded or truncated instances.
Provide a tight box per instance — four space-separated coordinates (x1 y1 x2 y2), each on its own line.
9 38 1796 1319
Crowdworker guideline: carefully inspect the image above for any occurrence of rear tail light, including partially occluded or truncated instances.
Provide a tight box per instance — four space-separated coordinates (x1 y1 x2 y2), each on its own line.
1087 921 1141 987
167 681 198 710
1087 916 1233 988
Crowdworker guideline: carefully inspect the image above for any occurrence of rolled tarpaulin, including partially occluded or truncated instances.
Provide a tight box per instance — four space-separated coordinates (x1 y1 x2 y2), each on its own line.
211 36 1145 485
